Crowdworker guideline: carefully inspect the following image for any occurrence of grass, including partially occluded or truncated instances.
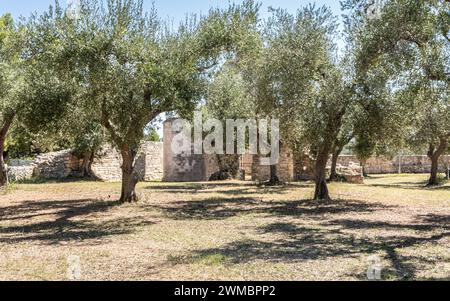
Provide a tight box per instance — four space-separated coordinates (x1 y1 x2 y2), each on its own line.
0 174 449 281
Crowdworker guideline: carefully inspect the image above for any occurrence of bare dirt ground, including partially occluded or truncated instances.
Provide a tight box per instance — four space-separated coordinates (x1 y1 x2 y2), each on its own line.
0 174 449 281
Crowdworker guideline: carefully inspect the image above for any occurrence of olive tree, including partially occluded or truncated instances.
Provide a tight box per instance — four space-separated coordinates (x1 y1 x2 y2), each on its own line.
250 5 356 199
0 13 66 186
0 14 17 186
344 0 450 185
47 0 259 202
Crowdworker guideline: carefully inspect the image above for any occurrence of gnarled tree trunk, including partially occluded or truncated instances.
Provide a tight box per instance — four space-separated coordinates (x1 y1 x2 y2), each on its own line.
360 159 368 178
80 152 96 178
429 156 439 186
120 146 138 203
329 152 339 180
0 147 8 187
329 135 353 181
329 146 344 181
0 114 15 187
314 147 331 201
427 138 448 186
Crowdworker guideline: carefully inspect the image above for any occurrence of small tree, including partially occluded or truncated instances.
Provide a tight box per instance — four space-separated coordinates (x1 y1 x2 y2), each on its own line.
144 128 161 142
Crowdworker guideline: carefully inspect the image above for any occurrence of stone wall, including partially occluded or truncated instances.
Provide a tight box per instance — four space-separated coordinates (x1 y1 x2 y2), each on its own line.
141 142 164 181
256 154 450 182
294 154 316 181
240 154 253 179
33 150 79 179
336 155 450 174
7 166 35 182
89 147 123 182
7 142 163 182
9 138 449 184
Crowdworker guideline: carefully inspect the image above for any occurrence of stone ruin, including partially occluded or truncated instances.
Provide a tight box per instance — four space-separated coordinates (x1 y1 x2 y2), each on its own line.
162 119 220 182
160 117 364 184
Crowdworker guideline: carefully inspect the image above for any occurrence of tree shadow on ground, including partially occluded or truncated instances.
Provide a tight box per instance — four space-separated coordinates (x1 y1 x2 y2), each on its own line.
149 198 389 221
14 177 102 185
367 181 450 191
144 182 312 194
0 199 153 245
155 193 449 280
184 214 449 280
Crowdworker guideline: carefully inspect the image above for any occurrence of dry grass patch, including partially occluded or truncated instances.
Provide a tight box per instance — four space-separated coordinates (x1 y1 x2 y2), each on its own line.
0 175 449 280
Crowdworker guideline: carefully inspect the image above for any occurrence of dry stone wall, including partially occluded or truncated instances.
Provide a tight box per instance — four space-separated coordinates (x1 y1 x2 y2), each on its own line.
7 138 449 184
141 142 165 181
336 155 450 174
7 159 35 182
7 142 163 182
33 150 79 179
7 166 35 182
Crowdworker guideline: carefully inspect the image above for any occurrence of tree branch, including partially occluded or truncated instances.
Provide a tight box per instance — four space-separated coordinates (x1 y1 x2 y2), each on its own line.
101 98 124 148
0 113 16 145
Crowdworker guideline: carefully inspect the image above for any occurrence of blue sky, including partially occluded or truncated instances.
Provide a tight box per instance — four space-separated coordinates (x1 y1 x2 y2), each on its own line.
0 1 342 23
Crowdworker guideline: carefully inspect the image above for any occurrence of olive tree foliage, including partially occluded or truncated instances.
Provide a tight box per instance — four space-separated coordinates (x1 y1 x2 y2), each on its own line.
207 66 256 121
343 0 449 185
350 67 409 175
0 13 63 186
41 0 260 202
1 3 79 186
340 1 409 175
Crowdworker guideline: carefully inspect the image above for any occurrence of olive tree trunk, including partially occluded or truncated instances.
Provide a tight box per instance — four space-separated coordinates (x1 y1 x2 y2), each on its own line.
360 159 368 178
314 148 331 201
329 135 353 181
329 145 345 181
0 114 15 187
120 146 138 203
329 152 339 180
429 156 439 186
427 138 448 186
269 164 280 184
0 145 8 187
80 152 96 178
